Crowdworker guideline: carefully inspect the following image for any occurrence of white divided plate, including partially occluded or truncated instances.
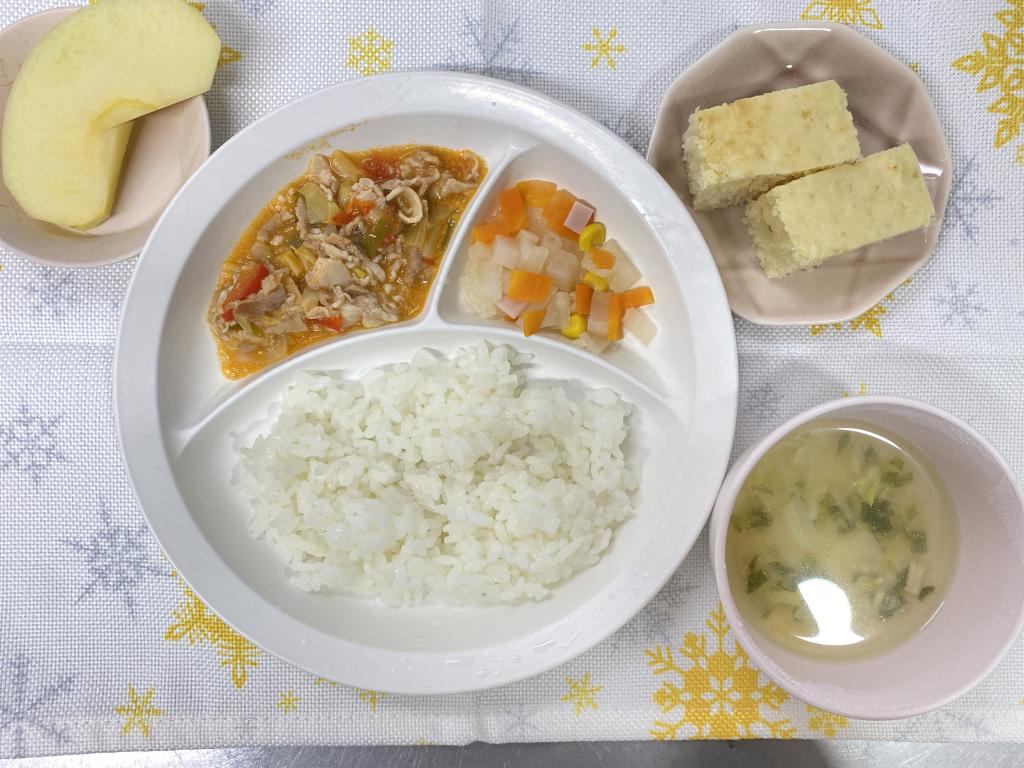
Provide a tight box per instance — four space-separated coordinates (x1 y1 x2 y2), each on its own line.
115 72 737 694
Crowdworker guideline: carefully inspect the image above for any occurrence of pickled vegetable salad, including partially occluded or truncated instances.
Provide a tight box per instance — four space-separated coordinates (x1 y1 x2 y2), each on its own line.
461 180 656 353
207 145 484 379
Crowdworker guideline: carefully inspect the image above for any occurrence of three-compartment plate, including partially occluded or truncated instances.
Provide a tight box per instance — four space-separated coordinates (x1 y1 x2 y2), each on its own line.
115 72 738 694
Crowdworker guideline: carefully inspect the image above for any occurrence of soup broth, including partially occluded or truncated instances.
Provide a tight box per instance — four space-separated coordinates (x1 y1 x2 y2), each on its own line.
725 419 958 660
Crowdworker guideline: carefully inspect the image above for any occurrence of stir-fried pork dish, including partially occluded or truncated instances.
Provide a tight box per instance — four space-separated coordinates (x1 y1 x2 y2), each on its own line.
208 145 485 378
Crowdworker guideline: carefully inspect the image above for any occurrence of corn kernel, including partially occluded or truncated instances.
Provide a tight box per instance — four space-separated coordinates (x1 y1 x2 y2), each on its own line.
561 313 587 339
578 222 606 252
582 271 609 292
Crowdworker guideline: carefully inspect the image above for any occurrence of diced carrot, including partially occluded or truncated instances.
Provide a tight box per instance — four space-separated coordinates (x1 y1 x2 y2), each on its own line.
516 179 557 208
359 153 397 182
332 198 375 225
589 248 616 270
508 270 554 303
522 308 546 337
472 217 511 244
542 189 577 237
222 262 268 322
310 316 343 332
575 283 593 315
607 293 625 341
622 286 655 308
498 187 526 232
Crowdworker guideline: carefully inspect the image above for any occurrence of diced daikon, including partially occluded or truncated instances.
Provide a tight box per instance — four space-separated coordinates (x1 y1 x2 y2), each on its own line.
623 308 656 345
583 332 611 355
553 291 571 329
546 249 580 291
481 259 502 304
581 252 611 277
588 290 611 337
493 235 519 269
605 240 641 291
520 244 549 273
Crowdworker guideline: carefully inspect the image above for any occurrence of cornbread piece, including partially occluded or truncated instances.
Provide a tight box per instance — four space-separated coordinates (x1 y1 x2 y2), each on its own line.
682 80 861 211
745 144 935 278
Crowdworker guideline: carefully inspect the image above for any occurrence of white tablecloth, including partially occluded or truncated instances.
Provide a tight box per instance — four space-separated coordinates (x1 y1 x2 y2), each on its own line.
2 0 1023 756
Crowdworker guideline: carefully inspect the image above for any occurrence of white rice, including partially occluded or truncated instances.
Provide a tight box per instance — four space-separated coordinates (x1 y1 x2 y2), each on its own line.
237 342 636 605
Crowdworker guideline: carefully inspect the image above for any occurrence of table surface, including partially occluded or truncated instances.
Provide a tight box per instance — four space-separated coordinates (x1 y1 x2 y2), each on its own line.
4 0 1024 755
3 742 1024 767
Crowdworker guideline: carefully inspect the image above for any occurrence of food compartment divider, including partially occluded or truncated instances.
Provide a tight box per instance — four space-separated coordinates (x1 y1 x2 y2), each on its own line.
435 142 690 399
169 325 690 657
422 141 535 320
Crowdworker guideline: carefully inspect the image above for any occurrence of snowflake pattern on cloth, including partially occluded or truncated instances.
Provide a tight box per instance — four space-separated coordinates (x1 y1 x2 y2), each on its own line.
0 405 64 483
0 0 1023 756
62 499 166 616
0 654 76 757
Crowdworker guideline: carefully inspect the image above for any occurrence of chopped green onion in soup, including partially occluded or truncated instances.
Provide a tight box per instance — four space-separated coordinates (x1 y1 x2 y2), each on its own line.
725 420 958 660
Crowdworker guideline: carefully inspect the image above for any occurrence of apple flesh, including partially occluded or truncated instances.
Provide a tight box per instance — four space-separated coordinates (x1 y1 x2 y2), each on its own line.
1 0 220 229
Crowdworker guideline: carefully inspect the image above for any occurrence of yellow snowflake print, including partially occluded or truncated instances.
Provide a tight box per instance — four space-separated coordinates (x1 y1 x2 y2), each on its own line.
114 685 162 738
645 604 794 740
359 689 386 713
806 705 849 738
810 280 911 339
953 1 1024 150
313 677 339 686
810 304 887 338
582 28 626 70
277 690 300 714
347 27 394 76
841 382 868 397
218 46 242 66
561 672 603 716
164 574 260 689
800 0 883 29
185 2 241 67
1017 145 1024 165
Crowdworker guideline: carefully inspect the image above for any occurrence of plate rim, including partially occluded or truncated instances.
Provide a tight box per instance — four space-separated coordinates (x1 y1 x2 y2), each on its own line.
115 70 738 694
647 21 952 326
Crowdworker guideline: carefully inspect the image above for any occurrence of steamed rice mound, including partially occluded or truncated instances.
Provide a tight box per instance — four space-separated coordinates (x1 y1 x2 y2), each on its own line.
237 342 636 605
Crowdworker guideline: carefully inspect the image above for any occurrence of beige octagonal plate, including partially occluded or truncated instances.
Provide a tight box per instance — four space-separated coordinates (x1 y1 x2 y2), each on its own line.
648 22 952 326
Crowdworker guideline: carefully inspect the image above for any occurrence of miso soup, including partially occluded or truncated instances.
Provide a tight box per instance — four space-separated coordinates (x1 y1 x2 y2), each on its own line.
725 419 958 660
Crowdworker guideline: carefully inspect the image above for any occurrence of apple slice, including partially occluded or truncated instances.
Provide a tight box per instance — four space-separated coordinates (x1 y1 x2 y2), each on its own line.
1 0 220 229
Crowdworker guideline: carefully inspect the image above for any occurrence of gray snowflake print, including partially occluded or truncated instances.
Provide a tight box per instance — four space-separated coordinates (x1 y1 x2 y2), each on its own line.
63 499 165 615
612 21 745 154
945 155 1000 243
892 706 996 741
20 265 80 321
234 0 275 16
742 382 783 421
0 653 75 758
440 13 538 86
602 570 699 653
935 282 987 328
0 404 64 482
495 700 543 739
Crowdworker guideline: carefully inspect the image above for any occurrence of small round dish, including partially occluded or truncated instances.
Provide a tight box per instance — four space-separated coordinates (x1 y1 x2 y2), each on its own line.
709 396 1024 720
648 23 952 326
0 7 211 267
116 72 738 694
